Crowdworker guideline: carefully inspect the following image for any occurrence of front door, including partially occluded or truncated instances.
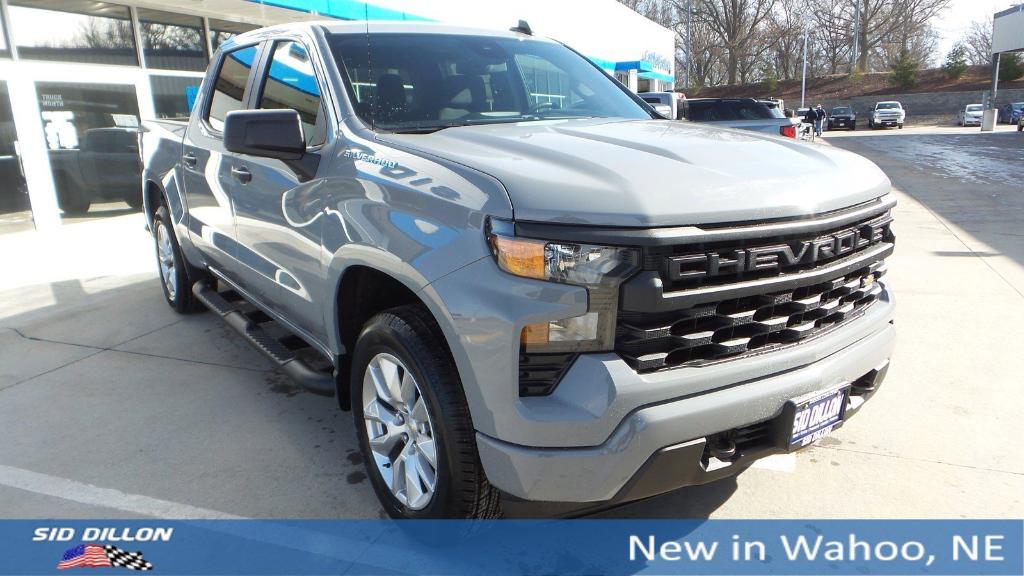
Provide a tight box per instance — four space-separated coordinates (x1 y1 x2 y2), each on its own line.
229 38 331 345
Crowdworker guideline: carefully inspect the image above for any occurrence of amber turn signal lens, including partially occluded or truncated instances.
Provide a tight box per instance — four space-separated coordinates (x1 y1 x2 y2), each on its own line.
491 235 546 280
520 322 550 346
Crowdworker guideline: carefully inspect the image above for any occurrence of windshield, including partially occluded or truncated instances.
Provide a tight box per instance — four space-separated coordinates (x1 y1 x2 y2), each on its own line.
876 103 900 110
1012 103 1024 110
832 107 852 114
327 33 651 132
684 100 784 121
966 105 983 112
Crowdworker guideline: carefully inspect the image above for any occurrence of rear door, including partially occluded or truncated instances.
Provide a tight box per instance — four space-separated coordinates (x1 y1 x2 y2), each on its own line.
227 36 334 346
181 42 263 283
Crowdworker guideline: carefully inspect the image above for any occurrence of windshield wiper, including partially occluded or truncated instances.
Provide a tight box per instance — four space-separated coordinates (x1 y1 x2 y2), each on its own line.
389 126 452 134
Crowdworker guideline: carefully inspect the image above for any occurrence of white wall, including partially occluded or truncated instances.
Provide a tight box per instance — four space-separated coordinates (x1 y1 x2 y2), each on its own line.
365 0 675 79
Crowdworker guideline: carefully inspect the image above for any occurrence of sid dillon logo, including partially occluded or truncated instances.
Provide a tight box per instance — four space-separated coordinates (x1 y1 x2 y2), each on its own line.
35 527 170 571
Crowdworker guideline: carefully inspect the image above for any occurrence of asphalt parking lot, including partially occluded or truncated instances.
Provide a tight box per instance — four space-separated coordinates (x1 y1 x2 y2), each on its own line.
1 124 1022 520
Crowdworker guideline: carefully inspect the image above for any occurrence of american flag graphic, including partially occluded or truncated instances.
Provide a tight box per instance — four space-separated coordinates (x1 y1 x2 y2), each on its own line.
57 544 153 571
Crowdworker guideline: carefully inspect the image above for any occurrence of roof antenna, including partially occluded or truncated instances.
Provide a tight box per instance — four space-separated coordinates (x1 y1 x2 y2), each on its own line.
510 20 533 35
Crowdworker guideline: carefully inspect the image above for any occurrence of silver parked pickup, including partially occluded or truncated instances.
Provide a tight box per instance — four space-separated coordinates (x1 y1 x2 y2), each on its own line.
141 20 896 518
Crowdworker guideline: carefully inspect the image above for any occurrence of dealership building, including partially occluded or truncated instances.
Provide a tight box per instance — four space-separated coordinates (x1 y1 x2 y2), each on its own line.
0 0 674 233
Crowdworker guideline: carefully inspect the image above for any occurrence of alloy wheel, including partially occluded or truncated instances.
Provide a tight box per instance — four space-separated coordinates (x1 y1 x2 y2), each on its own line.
361 352 438 510
156 223 177 301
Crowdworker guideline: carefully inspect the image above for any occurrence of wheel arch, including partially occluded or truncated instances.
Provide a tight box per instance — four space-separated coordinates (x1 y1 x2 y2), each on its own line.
143 179 164 232
326 250 468 412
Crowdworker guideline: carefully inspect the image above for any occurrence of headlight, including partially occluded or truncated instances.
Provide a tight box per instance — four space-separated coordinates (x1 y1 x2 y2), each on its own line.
487 218 639 353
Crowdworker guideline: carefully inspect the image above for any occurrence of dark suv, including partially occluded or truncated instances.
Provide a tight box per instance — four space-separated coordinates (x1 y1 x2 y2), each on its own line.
828 106 857 130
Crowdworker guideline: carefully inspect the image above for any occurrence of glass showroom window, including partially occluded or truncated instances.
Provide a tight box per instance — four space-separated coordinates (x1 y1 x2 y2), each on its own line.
150 76 202 119
8 0 137 66
36 82 142 218
209 18 258 53
138 8 206 71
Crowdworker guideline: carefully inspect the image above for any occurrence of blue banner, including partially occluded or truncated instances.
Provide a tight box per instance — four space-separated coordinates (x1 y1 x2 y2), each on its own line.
2 520 1021 575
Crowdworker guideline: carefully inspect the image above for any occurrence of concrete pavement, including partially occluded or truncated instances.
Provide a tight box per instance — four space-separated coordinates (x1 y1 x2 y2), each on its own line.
1 127 1022 519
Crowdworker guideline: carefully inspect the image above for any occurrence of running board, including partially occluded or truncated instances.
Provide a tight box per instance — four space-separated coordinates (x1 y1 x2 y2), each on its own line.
192 281 336 397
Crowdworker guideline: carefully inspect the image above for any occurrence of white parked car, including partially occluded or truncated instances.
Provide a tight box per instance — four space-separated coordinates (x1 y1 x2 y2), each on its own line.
957 104 983 126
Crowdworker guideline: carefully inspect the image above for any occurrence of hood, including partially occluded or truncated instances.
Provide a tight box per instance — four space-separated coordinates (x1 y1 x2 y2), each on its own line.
382 118 891 227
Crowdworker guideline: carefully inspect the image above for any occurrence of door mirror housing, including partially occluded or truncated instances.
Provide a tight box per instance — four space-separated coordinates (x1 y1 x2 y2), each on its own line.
223 109 305 160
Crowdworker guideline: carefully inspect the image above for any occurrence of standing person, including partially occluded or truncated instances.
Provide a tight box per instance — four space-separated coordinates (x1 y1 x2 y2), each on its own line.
814 104 826 136
802 106 817 139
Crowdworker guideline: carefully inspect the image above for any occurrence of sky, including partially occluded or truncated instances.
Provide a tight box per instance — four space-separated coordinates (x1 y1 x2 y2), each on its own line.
933 0 1015 59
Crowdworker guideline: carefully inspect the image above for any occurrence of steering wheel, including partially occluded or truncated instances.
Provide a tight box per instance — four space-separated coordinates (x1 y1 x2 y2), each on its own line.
528 101 555 114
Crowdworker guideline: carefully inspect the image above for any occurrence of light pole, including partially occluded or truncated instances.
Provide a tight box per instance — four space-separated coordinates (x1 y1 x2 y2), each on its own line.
800 25 812 109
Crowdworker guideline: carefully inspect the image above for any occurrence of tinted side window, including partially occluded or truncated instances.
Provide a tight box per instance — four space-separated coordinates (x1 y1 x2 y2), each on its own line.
258 40 326 146
207 45 258 131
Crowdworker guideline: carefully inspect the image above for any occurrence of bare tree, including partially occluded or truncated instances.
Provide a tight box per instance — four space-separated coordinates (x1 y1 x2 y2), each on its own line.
691 0 777 84
766 0 806 79
852 0 950 72
962 19 993 66
810 0 853 73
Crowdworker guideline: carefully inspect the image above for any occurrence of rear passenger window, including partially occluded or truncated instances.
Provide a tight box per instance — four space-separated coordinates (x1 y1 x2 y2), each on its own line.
258 40 326 146
206 45 258 131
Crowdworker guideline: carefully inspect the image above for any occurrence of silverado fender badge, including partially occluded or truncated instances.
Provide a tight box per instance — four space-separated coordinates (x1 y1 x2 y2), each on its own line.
343 149 397 169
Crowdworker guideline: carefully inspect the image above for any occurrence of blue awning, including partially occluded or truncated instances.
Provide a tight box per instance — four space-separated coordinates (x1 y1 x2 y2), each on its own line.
248 0 432 21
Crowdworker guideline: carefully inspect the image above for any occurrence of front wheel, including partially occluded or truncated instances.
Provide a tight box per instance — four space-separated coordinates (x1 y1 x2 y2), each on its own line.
1018 123 1023 132
352 305 501 519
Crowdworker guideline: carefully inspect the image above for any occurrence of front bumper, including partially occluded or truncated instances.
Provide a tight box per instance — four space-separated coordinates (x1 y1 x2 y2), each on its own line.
475 292 894 503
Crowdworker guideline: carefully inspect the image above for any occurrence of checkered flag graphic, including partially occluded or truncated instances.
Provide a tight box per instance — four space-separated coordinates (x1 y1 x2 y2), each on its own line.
104 545 154 571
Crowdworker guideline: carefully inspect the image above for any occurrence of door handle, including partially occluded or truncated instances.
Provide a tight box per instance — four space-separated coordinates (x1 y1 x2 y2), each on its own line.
231 166 252 184
182 152 197 168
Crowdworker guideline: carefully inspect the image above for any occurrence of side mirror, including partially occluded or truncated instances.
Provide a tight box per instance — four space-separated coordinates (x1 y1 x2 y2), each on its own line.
224 109 305 160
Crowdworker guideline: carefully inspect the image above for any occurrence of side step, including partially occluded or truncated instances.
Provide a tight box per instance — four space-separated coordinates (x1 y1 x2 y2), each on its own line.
192 280 336 397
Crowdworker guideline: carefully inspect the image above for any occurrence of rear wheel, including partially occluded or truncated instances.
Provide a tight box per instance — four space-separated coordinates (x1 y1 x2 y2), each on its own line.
153 205 205 313
352 305 501 519
124 188 144 210
55 174 90 215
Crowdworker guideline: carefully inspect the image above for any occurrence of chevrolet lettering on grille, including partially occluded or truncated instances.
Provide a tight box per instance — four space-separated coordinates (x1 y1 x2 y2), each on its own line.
668 216 894 282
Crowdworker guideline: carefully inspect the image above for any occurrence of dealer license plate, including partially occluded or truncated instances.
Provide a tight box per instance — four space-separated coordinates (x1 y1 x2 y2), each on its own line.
787 386 849 450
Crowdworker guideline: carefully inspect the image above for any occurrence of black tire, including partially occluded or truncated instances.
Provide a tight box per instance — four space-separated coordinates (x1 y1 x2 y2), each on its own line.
1018 123 1022 132
124 188 144 210
351 304 501 519
868 120 873 129
56 174 91 215
898 123 903 129
153 205 206 314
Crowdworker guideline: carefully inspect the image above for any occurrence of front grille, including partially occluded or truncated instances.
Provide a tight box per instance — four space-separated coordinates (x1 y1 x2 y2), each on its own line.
647 213 893 292
617 261 887 372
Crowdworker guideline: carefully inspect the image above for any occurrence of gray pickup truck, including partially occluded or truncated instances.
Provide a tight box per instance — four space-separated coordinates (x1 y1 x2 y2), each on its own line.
141 20 896 519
